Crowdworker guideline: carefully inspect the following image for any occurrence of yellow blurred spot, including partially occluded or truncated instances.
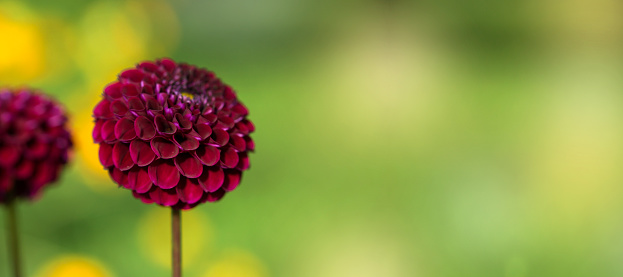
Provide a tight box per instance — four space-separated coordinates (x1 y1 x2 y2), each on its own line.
71 98 115 191
0 4 44 83
137 208 211 267
37 256 113 277
203 249 268 277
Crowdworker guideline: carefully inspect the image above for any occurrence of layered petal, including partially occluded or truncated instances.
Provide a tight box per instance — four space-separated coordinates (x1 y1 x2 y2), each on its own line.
150 137 179 159
176 178 203 204
130 140 156 166
112 142 134 171
197 166 224 192
128 167 152 193
98 143 114 167
195 145 220 166
174 153 203 178
115 118 137 141
134 116 156 140
148 159 180 189
149 187 179 206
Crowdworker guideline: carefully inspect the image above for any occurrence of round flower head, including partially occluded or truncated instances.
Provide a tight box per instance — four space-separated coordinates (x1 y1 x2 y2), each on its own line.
93 58 255 210
0 88 73 203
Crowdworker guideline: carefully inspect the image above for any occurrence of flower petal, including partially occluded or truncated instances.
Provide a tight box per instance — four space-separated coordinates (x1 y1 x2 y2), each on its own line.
104 82 123 99
112 142 134 171
235 121 249 135
98 143 114 168
128 167 152 193
243 119 255 133
223 86 236 100
195 123 212 140
174 153 203 178
0 147 20 167
173 202 196 210
15 159 34 179
215 114 235 130
149 187 179 206
111 99 129 116
237 152 250 170
130 140 156 166
245 136 255 151
143 95 162 113
109 168 129 188
92 119 104 143
173 133 199 151
176 177 203 204
230 134 246 151
150 137 179 159
101 120 118 143
134 116 156 140
210 128 229 147
232 103 249 116
220 147 239 168
148 159 180 189
114 118 137 141
195 145 219 166
132 190 154 204
0 169 12 191
120 69 145 83
203 113 218 124
139 61 159 72
127 96 145 111
206 189 225 202
197 166 224 192
121 83 140 97
174 113 192 131
31 162 57 190
160 58 176 72
222 170 241 191
27 139 48 159
154 114 177 135
94 99 113 118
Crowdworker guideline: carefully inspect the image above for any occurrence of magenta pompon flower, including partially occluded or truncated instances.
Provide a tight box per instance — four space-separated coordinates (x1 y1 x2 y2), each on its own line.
0 88 73 203
92 58 255 210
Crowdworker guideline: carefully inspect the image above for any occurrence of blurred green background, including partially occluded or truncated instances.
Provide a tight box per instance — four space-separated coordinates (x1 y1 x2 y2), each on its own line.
1 0 623 276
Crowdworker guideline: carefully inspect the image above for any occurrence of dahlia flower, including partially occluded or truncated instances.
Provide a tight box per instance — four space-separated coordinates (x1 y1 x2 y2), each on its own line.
0 88 73 203
93 58 254 210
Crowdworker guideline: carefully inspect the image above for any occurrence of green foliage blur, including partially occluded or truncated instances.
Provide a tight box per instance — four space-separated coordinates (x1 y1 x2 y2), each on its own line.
1 0 623 276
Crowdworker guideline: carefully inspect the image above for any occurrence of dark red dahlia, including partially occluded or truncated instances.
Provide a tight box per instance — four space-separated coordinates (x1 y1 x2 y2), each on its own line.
93 58 255 210
0 88 73 203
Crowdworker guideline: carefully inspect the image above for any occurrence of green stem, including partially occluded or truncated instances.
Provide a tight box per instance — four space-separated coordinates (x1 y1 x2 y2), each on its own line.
6 199 22 277
172 208 181 277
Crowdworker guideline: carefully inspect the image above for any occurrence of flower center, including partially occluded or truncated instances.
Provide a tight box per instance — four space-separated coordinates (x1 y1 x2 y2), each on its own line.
180 91 194 100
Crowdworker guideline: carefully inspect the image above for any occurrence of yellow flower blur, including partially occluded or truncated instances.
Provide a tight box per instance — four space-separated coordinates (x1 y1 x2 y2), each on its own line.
0 4 44 83
73 101 115 190
37 256 113 277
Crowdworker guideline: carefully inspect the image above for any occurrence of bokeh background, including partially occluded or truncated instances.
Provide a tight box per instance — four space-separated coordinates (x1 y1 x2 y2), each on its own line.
1 0 623 276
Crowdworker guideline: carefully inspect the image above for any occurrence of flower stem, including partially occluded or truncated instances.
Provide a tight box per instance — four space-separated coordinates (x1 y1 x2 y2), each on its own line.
172 208 181 277
6 199 22 277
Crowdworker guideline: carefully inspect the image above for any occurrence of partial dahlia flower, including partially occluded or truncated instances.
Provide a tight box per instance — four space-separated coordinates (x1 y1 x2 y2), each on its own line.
0 88 73 203
93 58 254 209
